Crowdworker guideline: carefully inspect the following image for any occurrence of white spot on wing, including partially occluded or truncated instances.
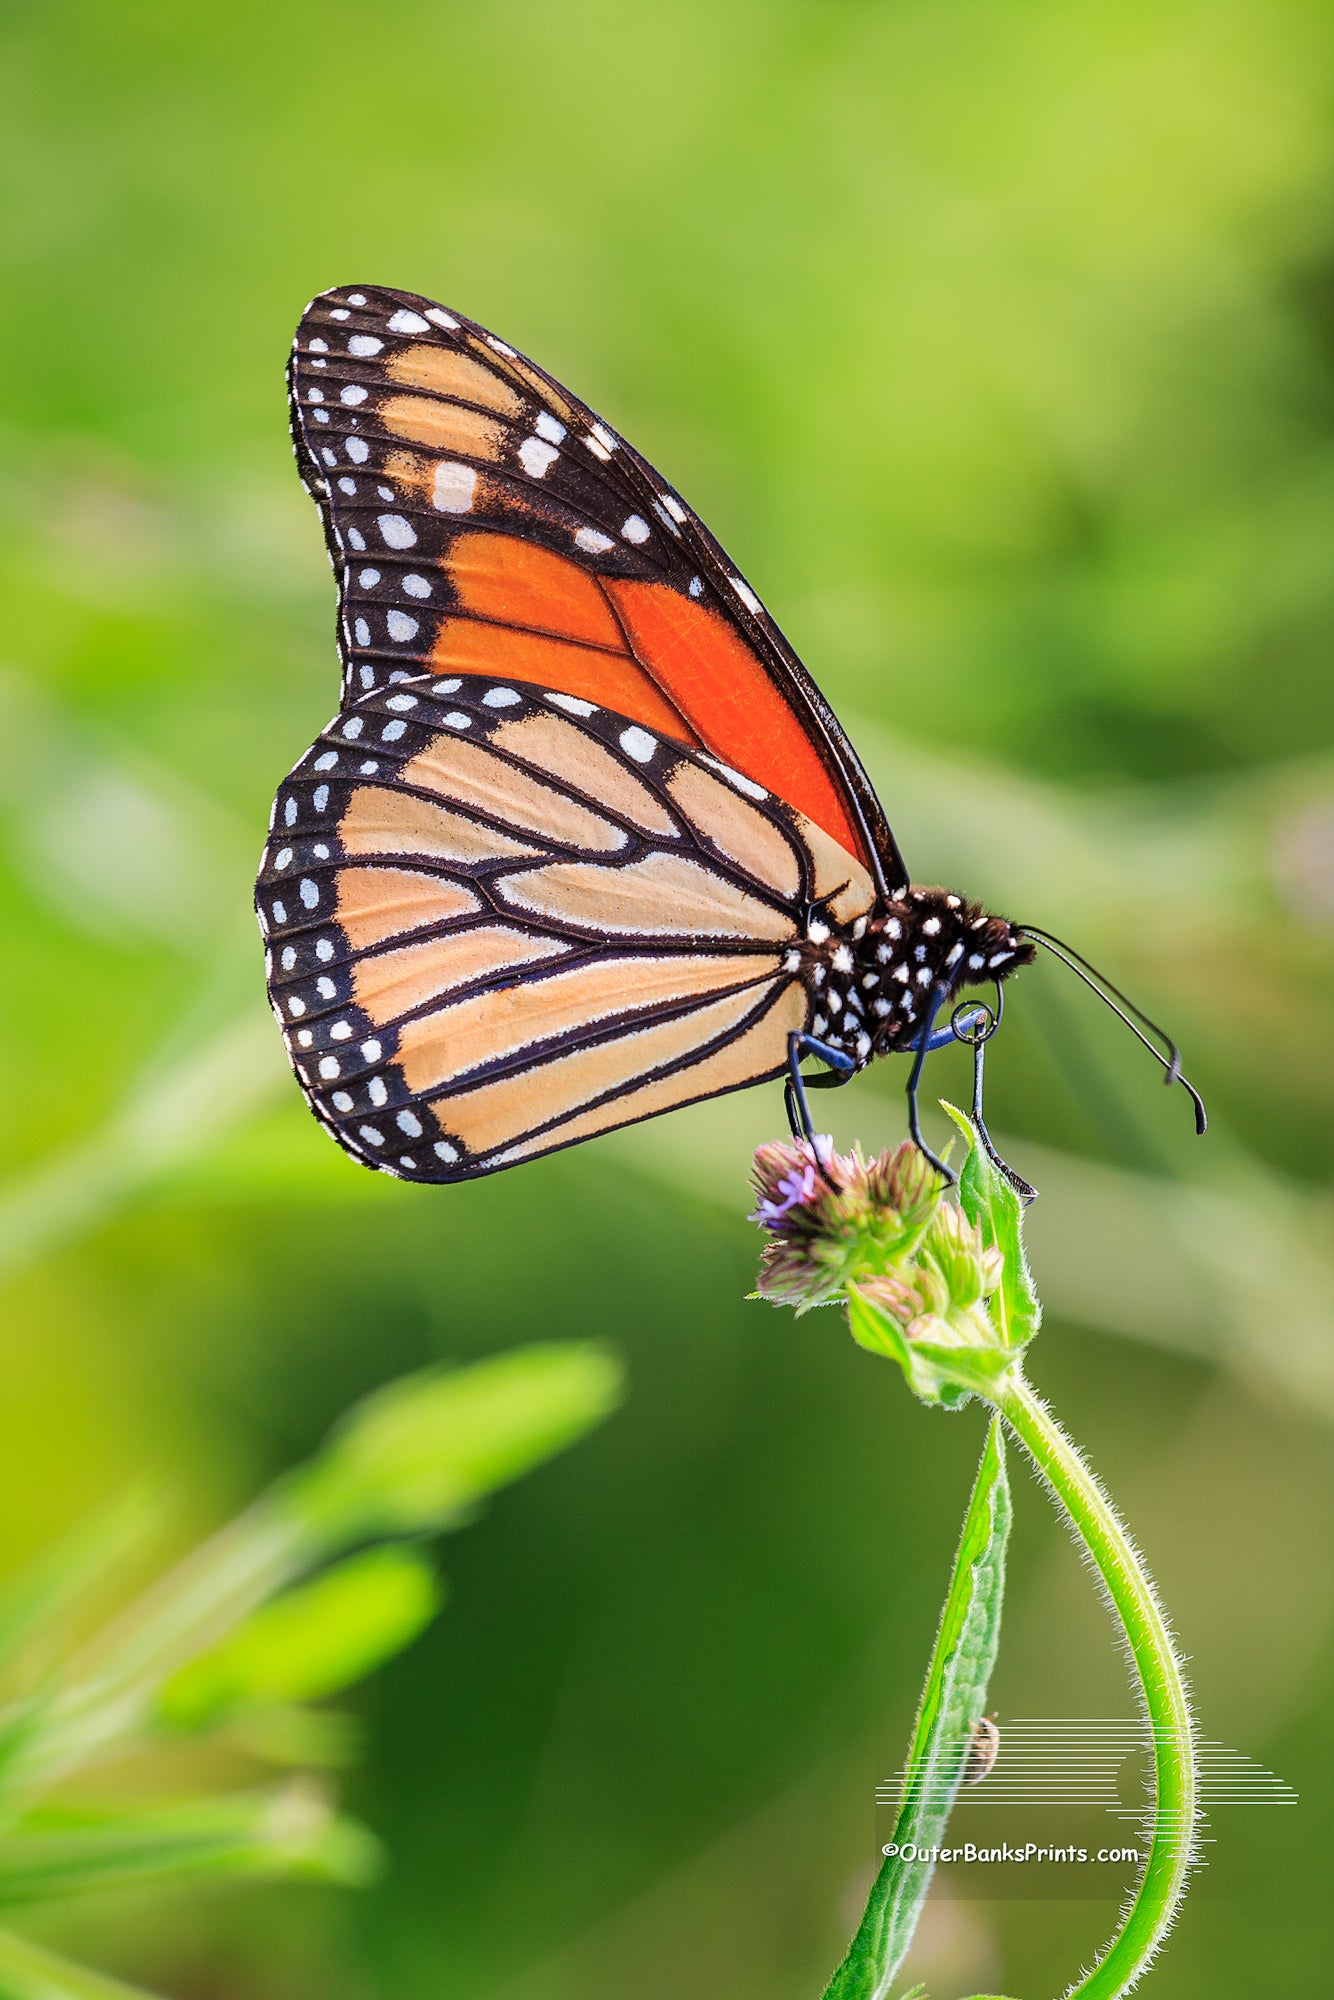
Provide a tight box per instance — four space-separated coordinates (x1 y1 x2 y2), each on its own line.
574 526 614 555
621 514 650 544
518 437 559 477
378 513 417 548
358 567 381 587
730 575 761 614
619 726 657 764
482 686 521 707
547 692 597 716
386 611 419 642
387 309 431 334
432 462 477 513
403 573 431 598
348 336 382 357
340 385 368 405
345 436 369 463
536 412 566 444
425 307 459 330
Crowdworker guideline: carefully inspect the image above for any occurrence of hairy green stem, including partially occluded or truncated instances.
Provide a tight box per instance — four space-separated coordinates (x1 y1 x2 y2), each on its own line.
991 1372 1196 1999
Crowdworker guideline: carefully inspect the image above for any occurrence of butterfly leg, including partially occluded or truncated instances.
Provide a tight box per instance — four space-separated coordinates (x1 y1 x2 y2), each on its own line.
953 1005 1038 1204
905 988 957 1184
784 1032 857 1158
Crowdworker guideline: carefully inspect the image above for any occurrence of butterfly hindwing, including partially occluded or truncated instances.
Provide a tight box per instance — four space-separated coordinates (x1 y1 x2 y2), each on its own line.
289 284 903 891
258 675 877 1181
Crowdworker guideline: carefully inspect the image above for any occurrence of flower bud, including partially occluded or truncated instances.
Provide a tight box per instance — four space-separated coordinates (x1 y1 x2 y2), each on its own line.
751 1116 1034 1404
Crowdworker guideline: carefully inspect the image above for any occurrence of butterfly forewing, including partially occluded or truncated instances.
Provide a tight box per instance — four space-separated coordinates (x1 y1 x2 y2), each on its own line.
289 285 903 890
258 674 877 1181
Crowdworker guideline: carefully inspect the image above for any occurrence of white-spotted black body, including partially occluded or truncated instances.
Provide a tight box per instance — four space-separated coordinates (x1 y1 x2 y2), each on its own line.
793 887 1036 1068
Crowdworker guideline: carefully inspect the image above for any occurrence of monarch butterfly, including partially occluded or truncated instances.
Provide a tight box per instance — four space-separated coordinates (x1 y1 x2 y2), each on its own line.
258 286 1205 1189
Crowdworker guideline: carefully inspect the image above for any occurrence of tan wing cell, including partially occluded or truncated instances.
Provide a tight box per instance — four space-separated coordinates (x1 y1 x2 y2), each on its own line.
485 981 808 1164
489 713 681 838
395 952 782 1094
666 762 802 898
496 852 796 941
380 396 506 460
401 737 630 853
335 867 481 950
433 981 778 1159
339 786 540 866
795 812 877 922
351 926 569 1026
384 343 523 415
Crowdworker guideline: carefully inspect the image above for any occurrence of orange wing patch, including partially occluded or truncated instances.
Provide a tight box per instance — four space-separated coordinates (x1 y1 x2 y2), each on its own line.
448 532 623 648
422 536 861 860
608 582 862 858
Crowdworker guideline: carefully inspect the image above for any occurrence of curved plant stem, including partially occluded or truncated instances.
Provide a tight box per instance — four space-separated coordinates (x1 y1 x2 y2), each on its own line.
991 1371 1196 1999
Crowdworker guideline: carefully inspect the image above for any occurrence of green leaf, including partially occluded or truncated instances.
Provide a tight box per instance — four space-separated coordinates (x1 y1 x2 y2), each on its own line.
283 1343 624 1545
0 1784 380 1905
0 1926 170 2000
847 1290 1014 1409
822 1418 1011 2000
156 1546 442 1729
943 1105 1040 1352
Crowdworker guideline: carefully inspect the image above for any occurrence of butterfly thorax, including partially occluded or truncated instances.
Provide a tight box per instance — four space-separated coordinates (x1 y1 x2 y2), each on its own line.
796 887 1035 1068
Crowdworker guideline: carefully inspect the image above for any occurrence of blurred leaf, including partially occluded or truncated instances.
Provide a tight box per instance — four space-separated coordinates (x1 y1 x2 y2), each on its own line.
157 1546 442 1728
222 1702 362 1770
0 1494 159 1679
282 1344 625 1546
0 1347 619 1825
0 1783 379 1905
824 1419 1010 2000
0 1926 167 2000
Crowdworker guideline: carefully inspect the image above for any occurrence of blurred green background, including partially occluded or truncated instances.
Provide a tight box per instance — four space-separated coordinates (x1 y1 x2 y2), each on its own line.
2 1 1333 1993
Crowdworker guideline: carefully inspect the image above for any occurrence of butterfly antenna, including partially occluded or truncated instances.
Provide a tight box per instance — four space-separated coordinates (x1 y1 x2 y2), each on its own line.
1016 926 1208 1136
